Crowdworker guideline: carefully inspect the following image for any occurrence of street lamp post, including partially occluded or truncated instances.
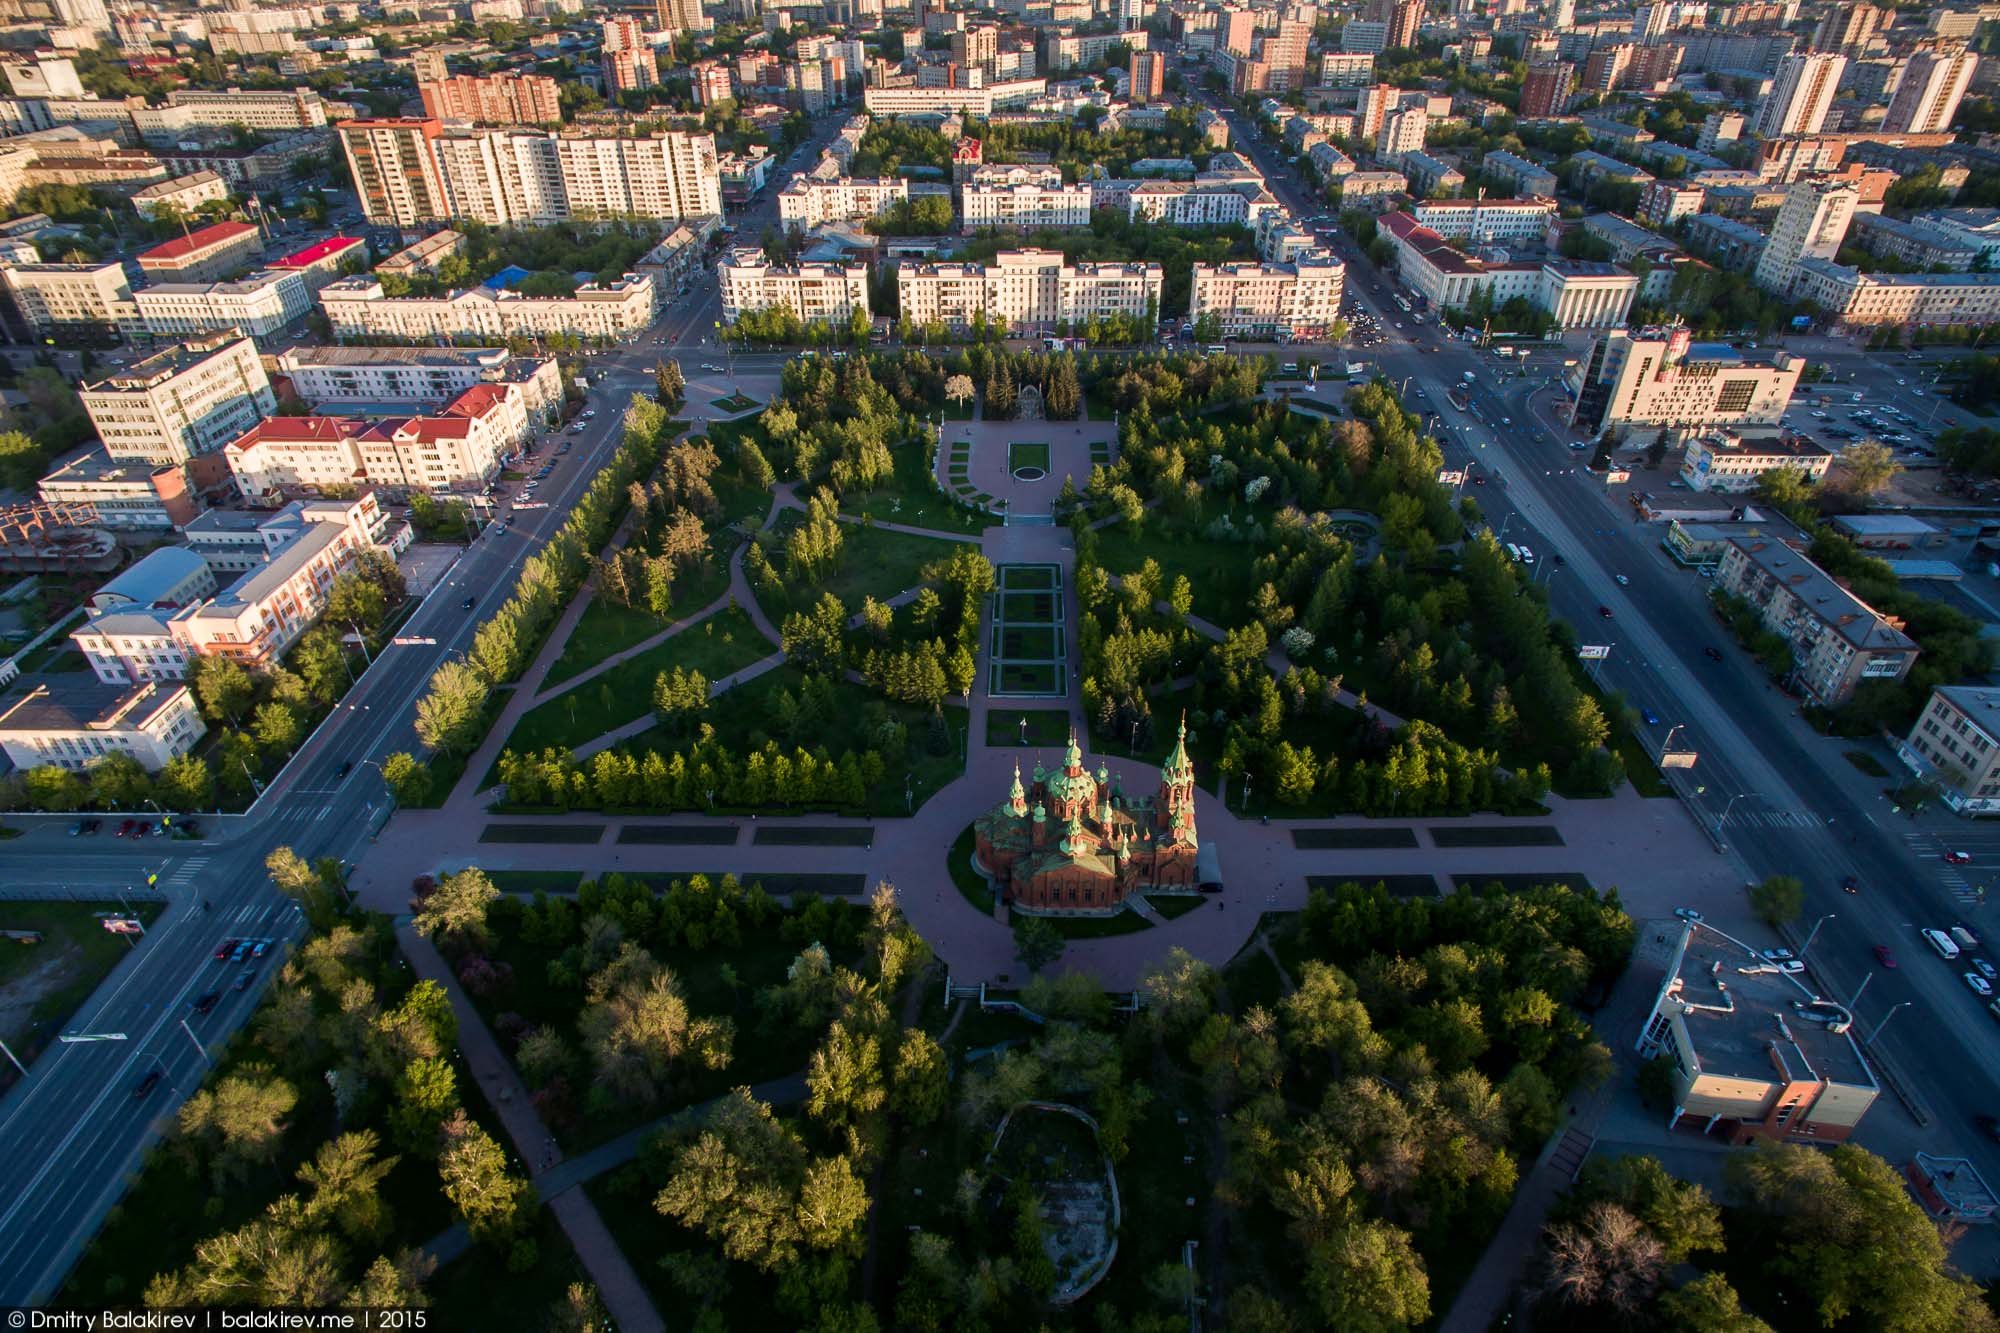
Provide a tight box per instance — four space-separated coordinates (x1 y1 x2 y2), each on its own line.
1718 791 1755 829
1865 1001 1912 1048
346 621 374 668
1800 913 1834 959
178 1018 212 1067
1658 723 1685 766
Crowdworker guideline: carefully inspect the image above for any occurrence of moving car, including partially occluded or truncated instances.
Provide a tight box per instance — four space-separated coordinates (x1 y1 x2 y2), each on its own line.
229 939 253 964
132 1070 162 1099
1975 958 1998 982
1703 646 1724 661
1978 1115 2000 1144
214 939 236 960
1872 944 1897 969
1946 850 1974 864
1641 708 1661 726
1598 605 1614 618
461 596 476 610
192 991 221 1016
1614 574 1630 586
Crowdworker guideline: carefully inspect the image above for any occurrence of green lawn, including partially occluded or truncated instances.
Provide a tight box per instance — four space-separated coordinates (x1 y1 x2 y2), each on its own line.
486 869 585 894
540 554 736 688
949 823 993 913
756 521 970 620
1008 440 1051 474
986 708 1073 747
0 901 163 1080
994 662 1063 695
839 439 990 535
1148 893 1208 920
1092 509 1266 629
992 624 1061 659
999 590 1059 623
1045 909 1153 939
622 664 969 817
499 606 774 759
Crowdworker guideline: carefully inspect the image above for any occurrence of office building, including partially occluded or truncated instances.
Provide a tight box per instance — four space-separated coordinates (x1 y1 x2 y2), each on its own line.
337 118 453 230
1521 62 1573 117
1882 47 1978 133
1899 685 2000 816
1754 180 1858 297
318 273 656 343
1188 252 1345 339
1713 536 1918 705
419 73 563 127
1790 261 2000 327
860 78 1047 118
1380 212 1637 329
1409 197 1559 243
1754 53 1846 137
1 261 134 340
134 220 263 284
1637 918 1880 1145
0 678 203 774
961 181 1092 231
80 334 274 466
717 249 869 326
897 250 1162 334
1677 431 1832 493
133 270 312 341
1569 328 1803 440
775 175 907 228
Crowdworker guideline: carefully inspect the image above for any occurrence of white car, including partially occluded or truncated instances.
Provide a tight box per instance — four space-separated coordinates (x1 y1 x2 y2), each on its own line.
1762 948 1796 963
1614 574 1630 586
1968 972 1994 998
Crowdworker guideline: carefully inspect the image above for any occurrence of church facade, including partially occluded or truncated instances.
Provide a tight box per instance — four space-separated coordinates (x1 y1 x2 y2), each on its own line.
973 722 1200 914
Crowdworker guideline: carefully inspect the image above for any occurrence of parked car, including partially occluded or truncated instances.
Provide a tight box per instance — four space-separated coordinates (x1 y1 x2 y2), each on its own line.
1968 972 1993 998
1872 944 1897 969
1703 646 1724 661
214 939 236 960
1975 958 1997 982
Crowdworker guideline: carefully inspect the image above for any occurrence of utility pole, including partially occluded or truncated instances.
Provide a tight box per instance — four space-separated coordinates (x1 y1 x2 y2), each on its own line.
179 1019 211 1067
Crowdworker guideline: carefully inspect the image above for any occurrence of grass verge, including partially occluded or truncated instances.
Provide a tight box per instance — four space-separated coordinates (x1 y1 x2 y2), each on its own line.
948 823 994 914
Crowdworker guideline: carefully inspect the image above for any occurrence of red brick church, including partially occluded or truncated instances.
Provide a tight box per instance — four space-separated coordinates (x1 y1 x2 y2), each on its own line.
974 722 1200 914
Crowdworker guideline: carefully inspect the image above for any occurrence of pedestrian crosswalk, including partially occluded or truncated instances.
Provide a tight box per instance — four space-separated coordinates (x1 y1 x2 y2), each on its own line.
163 857 209 891
1900 833 1987 906
1721 809 1825 831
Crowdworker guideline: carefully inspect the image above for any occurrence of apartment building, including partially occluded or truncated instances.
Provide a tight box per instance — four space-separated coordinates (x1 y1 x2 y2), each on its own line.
1520 61 1573 117
1714 536 1918 705
132 269 313 341
600 16 658 95
961 181 1092 232
224 383 531 502
1376 106 1427 162
1640 181 1706 229
716 248 870 325
274 344 560 419
419 72 562 127
552 132 723 221
0 678 203 773
1899 685 2000 815
1129 49 1167 104
173 507 375 666
1753 180 1858 297
129 88 331 144
337 118 453 230
860 79 1048 118
776 175 908 228
1189 252 1345 339
897 250 1162 333
1569 329 1804 441
1882 46 1978 134
1847 212 1979 271
0 261 134 340
135 221 264 284
1754 53 1846 137
1479 150 1558 199
1791 261 2000 327
130 170 228 221
1409 196 1557 244
1638 919 1879 1145
80 333 274 466
1315 52 1377 88
317 273 655 343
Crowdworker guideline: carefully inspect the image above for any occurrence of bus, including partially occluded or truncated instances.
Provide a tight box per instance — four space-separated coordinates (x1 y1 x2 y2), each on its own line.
1394 294 1412 313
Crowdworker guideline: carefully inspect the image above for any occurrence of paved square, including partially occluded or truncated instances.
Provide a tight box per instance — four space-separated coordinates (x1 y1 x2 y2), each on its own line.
936 419 1116 521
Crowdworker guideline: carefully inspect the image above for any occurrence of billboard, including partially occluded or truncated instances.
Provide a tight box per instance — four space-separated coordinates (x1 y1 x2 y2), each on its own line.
1577 644 1611 660
1661 750 1698 770
1606 469 1630 484
1437 469 1466 485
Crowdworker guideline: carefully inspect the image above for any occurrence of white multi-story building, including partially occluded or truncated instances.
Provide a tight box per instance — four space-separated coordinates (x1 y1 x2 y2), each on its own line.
1480 149 1558 198
275 346 563 421
1409 197 1559 244
1569 328 1805 441
317 274 656 344
1376 106 1427 162
132 88 331 142
130 170 229 221
897 249 1163 333
338 118 455 230
1882 46 1978 133
1753 180 1858 297
776 175 908 228
550 132 723 222
1127 180 1277 227
861 79 1047 117
1791 260 2000 327
0 678 204 774
80 334 274 466
716 248 870 325
961 181 1093 232
133 269 312 340
1316 52 1377 87
224 383 530 501
0 261 134 339
1380 211 1638 329
1190 252 1346 339
1754 53 1846 137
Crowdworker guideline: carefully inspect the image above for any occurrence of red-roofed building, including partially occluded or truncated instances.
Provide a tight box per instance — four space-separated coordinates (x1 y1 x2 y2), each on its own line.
267 235 367 292
222 378 533 499
136 220 263 283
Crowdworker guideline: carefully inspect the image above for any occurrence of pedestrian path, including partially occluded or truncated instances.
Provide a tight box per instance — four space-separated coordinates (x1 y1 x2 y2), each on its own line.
1726 808 1825 831
162 857 209 891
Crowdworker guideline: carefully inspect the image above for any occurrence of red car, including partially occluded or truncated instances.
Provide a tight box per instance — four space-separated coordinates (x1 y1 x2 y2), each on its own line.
117 819 137 837
213 938 236 961
1872 944 1898 969
1945 851 1974 865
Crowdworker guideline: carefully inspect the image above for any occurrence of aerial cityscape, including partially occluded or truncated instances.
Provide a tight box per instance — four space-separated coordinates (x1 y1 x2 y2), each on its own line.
5 0 2000 1326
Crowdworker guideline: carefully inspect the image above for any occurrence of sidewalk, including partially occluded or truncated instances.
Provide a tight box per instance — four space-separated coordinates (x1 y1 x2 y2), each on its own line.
397 922 666 1333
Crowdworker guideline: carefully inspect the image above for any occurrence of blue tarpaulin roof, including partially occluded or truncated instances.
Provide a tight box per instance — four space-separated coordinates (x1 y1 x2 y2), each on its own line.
483 265 531 290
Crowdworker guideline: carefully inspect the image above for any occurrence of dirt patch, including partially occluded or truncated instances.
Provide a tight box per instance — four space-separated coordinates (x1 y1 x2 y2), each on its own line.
0 941 84 1044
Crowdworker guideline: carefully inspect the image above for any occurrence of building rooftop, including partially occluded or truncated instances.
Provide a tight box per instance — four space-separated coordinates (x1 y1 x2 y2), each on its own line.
1728 536 1918 653
83 331 249 392
182 508 265 535
206 519 347 613
277 344 514 368
90 546 208 610
1664 920 1876 1091
136 220 260 265
269 235 364 268
0 676 188 736
1831 514 1942 536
